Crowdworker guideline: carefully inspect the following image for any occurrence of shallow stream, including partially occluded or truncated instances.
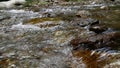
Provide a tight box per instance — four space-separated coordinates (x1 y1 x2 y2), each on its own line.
0 3 120 68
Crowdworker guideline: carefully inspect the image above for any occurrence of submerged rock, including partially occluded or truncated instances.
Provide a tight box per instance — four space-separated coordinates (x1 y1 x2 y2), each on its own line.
70 31 120 50
89 24 108 34
71 18 99 27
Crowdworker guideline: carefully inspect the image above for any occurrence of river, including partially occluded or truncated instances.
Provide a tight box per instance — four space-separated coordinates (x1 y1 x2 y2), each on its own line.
0 2 120 68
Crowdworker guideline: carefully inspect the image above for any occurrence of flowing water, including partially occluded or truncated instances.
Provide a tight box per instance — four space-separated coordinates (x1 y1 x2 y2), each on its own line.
0 3 120 68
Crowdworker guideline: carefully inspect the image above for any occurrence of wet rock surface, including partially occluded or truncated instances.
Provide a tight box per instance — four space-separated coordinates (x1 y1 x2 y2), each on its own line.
0 2 120 68
71 31 120 50
71 18 99 27
89 24 107 34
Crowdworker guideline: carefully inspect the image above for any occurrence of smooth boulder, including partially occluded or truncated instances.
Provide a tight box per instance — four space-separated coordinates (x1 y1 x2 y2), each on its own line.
0 0 26 8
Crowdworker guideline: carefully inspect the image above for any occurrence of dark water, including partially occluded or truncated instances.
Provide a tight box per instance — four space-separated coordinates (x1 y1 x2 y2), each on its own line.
91 5 120 31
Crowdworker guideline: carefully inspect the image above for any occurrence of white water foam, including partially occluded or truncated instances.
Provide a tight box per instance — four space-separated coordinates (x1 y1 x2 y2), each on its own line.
11 23 41 31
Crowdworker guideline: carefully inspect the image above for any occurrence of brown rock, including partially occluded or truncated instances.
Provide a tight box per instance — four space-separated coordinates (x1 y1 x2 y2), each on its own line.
70 38 91 47
72 49 112 68
70 31 120 50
